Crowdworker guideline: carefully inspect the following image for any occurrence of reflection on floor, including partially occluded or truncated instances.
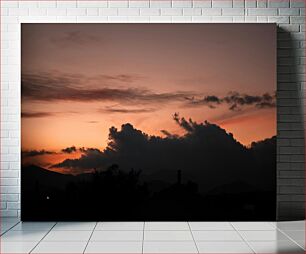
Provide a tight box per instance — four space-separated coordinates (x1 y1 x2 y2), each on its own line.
0 219 304 253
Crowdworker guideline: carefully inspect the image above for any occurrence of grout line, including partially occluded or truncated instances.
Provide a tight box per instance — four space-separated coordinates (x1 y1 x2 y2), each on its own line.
276 227 305 251
0 220 20 236
141 221 145 254
83 221 98 254
187 222 200 254
29 222 57 254
229 222 256 254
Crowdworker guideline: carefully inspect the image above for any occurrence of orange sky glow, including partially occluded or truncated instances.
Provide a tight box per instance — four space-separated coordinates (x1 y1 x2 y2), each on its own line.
22 24 276 173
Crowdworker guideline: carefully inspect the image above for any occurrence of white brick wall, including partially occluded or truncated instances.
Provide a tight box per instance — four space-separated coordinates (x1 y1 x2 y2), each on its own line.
0 0 305 219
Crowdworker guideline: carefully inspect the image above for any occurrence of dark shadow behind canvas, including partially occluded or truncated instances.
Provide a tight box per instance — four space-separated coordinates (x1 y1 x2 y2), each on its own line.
21 24 277 221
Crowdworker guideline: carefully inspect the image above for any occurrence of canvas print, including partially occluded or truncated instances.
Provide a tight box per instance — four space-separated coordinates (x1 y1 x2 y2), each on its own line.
21 24 276 221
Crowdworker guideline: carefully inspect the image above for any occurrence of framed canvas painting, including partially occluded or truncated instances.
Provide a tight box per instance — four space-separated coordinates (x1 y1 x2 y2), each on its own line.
21 24 276 221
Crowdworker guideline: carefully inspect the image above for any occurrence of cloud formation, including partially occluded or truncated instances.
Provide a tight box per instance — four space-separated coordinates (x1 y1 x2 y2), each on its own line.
187 92 276 111
21 112 55 118
61 146 77 154
50 31 102 47
22 72 194 105
100 106 156 114
22 149 56 157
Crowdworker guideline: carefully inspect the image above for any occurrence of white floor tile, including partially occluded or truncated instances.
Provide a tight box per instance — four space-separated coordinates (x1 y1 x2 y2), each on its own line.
32 241 87 253
0 241 37 253
282 230 305 249
189 222 234 231
143 241 198 253
248 240 304 253
85 241 142 253
192 230 243 241
197 241 253 253
12 222 55 231
232 222 276 230
145 222 189 230
96 222 144 231
276 221 305 231
1 221 21 233
144 230 193 241
239 230 291 241
42 230 92 242
90 230 143 241
0 230 47 242
52 222 96 231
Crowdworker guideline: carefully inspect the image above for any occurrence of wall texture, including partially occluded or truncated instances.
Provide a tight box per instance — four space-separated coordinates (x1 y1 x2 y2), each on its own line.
0 0 304 219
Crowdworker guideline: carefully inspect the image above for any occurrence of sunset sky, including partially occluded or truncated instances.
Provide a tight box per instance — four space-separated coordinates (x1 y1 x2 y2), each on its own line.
22 24 276 171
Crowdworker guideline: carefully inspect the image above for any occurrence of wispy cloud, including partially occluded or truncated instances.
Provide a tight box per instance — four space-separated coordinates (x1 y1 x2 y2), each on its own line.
50 31 103 47
21 112 55 118
22 72 195 105
100 106 156 114
186 92 276 111
22 149 56 157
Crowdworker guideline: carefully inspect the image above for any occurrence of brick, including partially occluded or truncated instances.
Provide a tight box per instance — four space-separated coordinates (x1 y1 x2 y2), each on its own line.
1 210 18 217
7 202 20 210
67 8 87 16
268 16 289 23
8 8 29 16
212 0 233 8
257 0 267 8
280 186 304 194
172 16 193 22
47 8 67 16
77 1 107 8
268 0 290 8
140 8 160 16
99 8 118 16
0 178 18 186
247 8 278 15
279 171 305 178
183 8 202 16
279 8 300 15
0 194 18 202
0 170 19 178
290 16 305 23
161 8 183 16
118 8 140 16
86 8 99 16
245 0 256 7
150 0 172 8
212 16 233 22
108 1 129 8
193 0 212 7
222 8 245 15
202 8 222 15
129 1 149 7
172 0 192 7
290 0 305 7
279 146 304 155
233 0 244 7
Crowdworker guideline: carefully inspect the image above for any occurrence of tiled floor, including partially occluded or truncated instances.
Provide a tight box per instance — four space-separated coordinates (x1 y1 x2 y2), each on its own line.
0 219 304 253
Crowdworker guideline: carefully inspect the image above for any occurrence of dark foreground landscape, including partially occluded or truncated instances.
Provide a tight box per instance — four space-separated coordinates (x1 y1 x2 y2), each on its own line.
22 120 276 221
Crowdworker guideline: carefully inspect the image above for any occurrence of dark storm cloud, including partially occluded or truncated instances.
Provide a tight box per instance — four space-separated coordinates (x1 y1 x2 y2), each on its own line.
21 112 55 118
187 92 276 111
22 72 194 105
22 149 56 157
61 146 77 154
